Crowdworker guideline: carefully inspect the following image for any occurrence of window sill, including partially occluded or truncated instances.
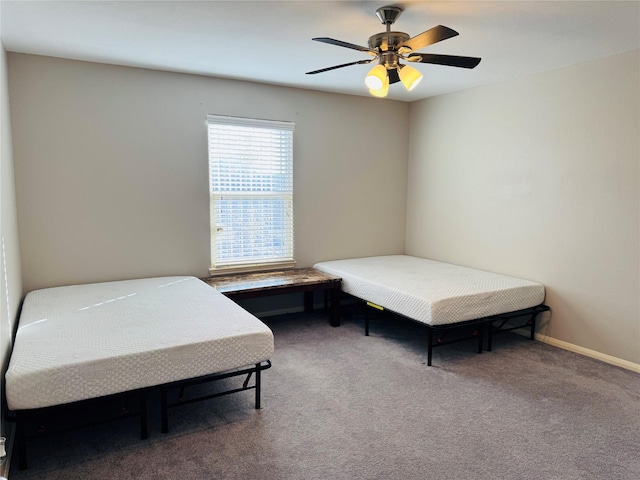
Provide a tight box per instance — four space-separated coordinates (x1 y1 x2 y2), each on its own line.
208 261 297 277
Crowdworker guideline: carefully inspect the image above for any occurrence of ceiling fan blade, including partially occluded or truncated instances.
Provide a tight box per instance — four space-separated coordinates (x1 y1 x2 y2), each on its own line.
398 25 459 52
407 53 481 69
312 37 377 55
387 68 401 85
306 59 374 75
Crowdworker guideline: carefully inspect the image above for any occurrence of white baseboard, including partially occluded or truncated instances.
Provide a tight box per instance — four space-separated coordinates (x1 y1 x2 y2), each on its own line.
533 332 640 373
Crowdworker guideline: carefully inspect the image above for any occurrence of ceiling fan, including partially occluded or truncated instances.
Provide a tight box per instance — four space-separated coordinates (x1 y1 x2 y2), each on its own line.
306 5 481 97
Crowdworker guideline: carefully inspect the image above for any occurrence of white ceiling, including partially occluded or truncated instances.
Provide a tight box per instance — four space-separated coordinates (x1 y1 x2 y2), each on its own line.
1 1 639 102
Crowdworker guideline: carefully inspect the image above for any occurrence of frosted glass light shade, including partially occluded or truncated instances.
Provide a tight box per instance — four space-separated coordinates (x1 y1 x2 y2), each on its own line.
399 65 423 91
369 76 389 98
365 65 387 90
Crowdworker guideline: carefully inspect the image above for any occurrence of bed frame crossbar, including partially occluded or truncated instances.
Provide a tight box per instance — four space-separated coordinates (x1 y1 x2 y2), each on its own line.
7 360 272 470
363 302 490 366
8 388 151 470
160 361 272 434
425 320 488 366
362 300 549 366
486 304 550 351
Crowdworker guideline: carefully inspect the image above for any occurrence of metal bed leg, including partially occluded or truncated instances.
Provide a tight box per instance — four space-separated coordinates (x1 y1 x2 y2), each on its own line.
486 321 494 352
255 364 262 410
477 327 483 354
16 415 27 470
365 308 370 336
427 327 434 366
530 313 537 340
139 394 148 440
160 388 169 434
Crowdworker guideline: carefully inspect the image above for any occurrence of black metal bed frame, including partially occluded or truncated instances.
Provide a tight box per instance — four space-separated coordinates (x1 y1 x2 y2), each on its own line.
8 388 150 471
160 361 272 434
5 360 272 470
486 305 551 351
362 299 549 366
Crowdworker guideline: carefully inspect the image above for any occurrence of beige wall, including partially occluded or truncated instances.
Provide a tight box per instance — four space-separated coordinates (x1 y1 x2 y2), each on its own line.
8 54 409 293
6 49 639 366
406 50 640 364
1 26 23 462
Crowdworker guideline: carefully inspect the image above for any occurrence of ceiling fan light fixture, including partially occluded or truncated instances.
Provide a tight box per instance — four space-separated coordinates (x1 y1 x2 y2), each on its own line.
369 75 389 98
309 6 481 97
399 64 423 91
365 64 387 90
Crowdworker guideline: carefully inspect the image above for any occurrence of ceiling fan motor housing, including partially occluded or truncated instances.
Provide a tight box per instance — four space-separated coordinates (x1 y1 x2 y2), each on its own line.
368 31 410 51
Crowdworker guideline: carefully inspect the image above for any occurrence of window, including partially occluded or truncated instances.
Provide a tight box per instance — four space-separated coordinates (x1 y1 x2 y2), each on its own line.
207 115 295 273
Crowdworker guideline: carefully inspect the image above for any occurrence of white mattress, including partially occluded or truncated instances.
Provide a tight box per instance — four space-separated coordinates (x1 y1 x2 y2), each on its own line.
314 255 545 326
5 276 274 411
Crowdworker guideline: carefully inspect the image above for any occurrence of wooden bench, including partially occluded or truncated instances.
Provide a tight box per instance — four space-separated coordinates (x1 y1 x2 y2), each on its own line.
202 268 342 326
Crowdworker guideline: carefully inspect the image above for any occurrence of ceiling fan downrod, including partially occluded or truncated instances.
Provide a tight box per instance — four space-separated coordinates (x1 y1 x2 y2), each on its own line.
368 6 410 52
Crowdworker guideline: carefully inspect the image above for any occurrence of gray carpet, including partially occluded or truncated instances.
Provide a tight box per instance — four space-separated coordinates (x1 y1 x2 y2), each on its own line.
8 309 640 480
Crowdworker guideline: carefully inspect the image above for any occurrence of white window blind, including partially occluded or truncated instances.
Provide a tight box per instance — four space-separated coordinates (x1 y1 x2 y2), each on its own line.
207 115 295 271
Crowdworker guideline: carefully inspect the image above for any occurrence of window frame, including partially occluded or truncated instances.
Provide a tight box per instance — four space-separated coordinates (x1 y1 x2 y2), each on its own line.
206 114 295 275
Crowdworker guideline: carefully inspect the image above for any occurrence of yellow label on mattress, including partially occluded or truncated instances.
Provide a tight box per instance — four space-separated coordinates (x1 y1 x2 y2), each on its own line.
366 301 384 311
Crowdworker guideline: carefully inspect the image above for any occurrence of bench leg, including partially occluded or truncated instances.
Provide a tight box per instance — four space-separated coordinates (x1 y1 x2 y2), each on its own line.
330 285 341 327
303 291 313 313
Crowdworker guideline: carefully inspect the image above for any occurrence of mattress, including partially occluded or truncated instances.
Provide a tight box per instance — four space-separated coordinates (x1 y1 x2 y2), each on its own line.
5 276 274 411
314 255 545 326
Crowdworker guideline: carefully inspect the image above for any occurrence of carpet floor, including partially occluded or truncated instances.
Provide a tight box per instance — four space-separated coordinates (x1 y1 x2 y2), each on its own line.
7 309 640 480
